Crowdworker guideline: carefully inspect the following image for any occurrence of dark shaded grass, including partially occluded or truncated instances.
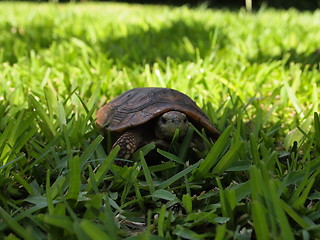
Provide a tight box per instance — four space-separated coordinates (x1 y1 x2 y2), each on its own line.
0 15 228 67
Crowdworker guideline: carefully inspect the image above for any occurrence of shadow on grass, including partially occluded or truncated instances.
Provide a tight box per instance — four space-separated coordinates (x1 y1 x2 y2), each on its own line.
0 19 229 66
250 48 320 68
0 22 56 64
98 19 229 66
104 0 320 11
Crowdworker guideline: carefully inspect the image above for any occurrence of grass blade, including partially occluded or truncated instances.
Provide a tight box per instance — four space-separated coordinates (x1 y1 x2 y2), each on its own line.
158 204 166 237
314 112 320 152
158 161 201 189
182 194 192 214
79 135 104 169
66 156 81 200
37 214 74 231
212 141 242 174
140 151 155 194
151 189 176 201
252 200 269 240
80 220 111 240
0 206 35 239
29 94 56 138
195 125 232 178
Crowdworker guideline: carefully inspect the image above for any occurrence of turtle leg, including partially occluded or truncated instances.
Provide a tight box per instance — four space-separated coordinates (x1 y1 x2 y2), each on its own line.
112 129 143 162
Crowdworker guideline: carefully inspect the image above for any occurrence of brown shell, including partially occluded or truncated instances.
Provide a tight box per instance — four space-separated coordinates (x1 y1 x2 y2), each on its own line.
96 88 220 139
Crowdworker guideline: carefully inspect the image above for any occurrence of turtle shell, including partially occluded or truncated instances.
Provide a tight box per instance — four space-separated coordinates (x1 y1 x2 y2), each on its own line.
96 87 220 139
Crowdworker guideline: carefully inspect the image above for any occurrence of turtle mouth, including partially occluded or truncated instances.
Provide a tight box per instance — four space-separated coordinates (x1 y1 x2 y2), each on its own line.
155 111 189 139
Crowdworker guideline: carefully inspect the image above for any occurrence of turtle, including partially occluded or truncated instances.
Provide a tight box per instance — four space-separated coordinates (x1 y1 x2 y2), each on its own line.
96 87 220 162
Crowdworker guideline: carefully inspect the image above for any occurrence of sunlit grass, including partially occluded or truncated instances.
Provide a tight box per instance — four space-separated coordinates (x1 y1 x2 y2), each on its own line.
0 2 320 239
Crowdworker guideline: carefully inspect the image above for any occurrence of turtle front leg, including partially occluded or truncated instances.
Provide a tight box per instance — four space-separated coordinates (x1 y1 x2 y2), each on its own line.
112 129 143 162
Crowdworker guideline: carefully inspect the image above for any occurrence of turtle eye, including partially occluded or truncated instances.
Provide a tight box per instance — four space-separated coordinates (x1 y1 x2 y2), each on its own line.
161 117 167 124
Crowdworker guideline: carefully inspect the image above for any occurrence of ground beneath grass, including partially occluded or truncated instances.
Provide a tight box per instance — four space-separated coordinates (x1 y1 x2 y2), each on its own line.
0 2 320 239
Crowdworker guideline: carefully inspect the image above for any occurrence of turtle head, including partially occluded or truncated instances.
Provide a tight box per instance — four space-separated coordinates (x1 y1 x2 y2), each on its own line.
155 111 189 139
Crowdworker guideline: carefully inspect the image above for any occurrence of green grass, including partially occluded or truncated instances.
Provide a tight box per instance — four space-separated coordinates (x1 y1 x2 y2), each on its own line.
0 2 320 239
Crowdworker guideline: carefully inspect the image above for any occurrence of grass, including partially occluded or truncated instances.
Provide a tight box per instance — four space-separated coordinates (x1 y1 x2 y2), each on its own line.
0 2 320 239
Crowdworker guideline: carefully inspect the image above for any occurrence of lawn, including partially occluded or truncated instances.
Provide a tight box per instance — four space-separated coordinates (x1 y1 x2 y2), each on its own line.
0 2 320 239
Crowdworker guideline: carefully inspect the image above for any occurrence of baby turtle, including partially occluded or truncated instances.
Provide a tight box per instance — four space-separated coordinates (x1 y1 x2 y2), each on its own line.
96 87 220 161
